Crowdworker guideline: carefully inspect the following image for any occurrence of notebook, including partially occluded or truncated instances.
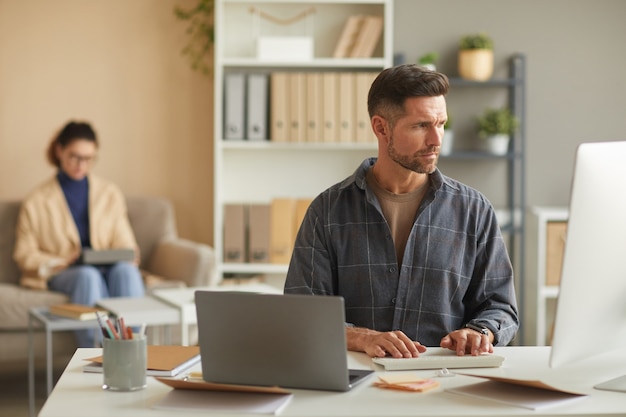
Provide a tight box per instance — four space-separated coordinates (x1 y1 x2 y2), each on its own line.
194 291 374 392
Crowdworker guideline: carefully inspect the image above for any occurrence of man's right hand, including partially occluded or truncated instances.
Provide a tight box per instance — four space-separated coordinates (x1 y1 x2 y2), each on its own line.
346 327 427 358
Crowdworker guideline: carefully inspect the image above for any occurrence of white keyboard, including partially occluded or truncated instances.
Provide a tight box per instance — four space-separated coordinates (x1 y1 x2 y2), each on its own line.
372 353 504 371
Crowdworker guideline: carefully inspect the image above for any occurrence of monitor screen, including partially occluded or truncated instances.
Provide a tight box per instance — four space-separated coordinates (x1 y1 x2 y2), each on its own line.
549 140 626 369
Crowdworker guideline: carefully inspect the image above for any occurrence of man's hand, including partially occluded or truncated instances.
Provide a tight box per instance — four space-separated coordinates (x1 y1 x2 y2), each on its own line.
346 327 427 358
440 328 494 356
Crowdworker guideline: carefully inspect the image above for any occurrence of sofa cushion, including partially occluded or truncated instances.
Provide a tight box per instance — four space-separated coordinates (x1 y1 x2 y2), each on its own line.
0 283 68 330
126 196 177 268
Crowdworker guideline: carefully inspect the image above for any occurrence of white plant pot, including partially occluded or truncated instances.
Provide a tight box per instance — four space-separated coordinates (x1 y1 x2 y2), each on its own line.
480 134 510 155
440 130 454 156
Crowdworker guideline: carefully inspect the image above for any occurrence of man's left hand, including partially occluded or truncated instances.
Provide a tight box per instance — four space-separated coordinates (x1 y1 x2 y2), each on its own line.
440 328 494 356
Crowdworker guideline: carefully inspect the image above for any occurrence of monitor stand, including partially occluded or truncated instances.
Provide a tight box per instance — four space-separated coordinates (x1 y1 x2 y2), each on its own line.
594 374 626 393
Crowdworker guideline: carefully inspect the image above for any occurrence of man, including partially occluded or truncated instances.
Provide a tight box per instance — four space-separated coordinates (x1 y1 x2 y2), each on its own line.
284 64 519 359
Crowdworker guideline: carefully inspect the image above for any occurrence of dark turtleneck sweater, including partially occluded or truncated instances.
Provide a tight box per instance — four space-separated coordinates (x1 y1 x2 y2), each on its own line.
57 171 90 248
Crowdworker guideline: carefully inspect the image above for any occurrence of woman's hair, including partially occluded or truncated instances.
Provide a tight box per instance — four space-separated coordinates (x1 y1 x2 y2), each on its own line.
368 64 449 127
46 121 98 167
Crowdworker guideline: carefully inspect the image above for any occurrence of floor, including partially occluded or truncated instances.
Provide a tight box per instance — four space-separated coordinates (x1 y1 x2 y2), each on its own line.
0 366 54 417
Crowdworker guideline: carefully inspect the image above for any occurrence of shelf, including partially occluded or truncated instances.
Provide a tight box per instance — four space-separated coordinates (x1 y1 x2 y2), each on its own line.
221 263 289 275
220 141 377 150
222 58 388 69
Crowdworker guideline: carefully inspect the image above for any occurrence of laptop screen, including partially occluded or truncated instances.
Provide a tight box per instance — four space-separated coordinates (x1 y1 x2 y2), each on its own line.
194 291 372 391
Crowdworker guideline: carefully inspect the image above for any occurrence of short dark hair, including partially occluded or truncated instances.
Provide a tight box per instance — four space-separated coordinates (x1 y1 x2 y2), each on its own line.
368 64 449 126
46 121 98 167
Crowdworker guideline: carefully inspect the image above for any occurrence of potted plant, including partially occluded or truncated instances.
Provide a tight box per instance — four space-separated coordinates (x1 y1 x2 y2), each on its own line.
417 52 439 71
476 108 518 155
440 116 454 156
458 33 494 81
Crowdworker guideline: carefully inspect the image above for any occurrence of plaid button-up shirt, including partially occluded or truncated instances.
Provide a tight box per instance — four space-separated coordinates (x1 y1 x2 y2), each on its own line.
285 158 519 346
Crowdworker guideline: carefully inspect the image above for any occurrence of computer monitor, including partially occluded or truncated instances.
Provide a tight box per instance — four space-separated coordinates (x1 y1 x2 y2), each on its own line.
549 141 626 391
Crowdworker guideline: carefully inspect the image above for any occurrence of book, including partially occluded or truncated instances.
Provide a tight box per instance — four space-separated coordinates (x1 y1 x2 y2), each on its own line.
83 345 201 377
48 303 107 321
333 15 365 58
349 15 384 58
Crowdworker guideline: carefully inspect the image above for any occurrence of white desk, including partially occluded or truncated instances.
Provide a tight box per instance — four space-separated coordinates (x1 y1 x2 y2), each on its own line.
39 347 626 417
152 283 282 345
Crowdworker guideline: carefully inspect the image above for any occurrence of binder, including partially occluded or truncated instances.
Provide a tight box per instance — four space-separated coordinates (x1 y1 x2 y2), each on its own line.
270 198 296 264
338 72 356 142
350 15 384 58
223 204 246 263
288 72 306 143
355 72 379 143
305 72 323 143
294 198 313 243
270 72 289 142
223 73 246 140
246 73 269 141
247 204 271 263
321 72 339 143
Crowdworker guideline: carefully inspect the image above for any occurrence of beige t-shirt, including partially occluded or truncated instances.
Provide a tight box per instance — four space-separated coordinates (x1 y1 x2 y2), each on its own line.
366 169 428 265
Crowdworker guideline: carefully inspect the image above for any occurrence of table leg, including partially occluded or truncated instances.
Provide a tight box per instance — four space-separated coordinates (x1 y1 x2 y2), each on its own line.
28 313 36 417
46 326 53 395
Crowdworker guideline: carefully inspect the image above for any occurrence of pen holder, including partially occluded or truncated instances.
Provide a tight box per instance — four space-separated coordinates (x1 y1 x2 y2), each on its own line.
102 337 147 391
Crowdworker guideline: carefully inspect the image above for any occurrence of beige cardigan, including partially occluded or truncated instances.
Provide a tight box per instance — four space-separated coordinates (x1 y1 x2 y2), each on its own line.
13 175 137 289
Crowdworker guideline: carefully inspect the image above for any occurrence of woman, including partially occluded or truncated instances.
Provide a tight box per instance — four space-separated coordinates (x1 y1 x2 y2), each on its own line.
13 121 144 347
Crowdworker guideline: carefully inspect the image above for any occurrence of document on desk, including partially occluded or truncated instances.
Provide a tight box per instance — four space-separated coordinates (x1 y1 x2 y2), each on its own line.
447 373 588 410
153 390 292 415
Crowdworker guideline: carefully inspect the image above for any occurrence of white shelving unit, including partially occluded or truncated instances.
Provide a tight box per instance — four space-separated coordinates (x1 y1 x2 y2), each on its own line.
524 206 569 346
213 0 394 280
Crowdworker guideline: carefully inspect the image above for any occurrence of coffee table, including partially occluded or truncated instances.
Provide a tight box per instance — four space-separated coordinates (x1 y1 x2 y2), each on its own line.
152 282 281 345
28 307 101 417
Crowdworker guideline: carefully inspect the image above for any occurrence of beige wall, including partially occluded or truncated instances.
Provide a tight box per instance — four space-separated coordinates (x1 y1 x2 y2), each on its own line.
0 0 214 245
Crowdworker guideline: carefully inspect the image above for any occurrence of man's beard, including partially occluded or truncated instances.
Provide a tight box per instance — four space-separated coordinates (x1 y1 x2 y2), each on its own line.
387 134 439 174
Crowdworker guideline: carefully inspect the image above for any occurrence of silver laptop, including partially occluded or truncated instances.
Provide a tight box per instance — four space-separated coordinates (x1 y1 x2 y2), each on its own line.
194 291 374 392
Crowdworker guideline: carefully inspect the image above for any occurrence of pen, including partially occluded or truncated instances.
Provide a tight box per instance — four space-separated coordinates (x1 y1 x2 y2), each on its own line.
118 317 128 340
106 318 120 340
95 311 113 339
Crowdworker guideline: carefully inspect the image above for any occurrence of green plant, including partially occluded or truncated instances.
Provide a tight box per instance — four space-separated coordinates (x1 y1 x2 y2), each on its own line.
418 52 439 66
174 0 215 75
477 108 518 137
459 33 494 50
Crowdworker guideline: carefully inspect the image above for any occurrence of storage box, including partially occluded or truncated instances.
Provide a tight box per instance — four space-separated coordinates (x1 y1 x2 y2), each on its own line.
257 37 314 62
545 221 567 286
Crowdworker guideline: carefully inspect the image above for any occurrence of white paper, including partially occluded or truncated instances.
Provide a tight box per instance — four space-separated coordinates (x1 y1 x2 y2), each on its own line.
152 389 293 415
447 380 587 410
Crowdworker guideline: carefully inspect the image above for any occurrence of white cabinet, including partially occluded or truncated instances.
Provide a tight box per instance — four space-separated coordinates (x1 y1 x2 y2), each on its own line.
213 0 394 280
524 206 569 346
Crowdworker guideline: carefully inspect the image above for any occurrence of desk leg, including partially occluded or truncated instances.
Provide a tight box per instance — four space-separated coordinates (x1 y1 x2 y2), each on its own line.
28 314 36 417
46 327 53 395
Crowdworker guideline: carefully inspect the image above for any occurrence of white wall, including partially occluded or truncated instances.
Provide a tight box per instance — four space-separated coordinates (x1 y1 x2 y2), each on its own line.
395 0 626 207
